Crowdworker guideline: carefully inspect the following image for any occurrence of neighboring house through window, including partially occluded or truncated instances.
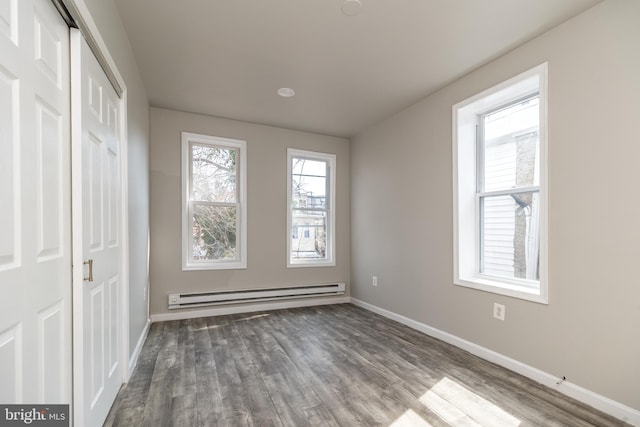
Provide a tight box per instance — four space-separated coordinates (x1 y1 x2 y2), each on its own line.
181 132 247 270
453 63 548 303
287 148 336 267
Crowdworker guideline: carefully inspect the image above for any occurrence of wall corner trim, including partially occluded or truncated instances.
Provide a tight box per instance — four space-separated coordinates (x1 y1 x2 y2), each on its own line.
349 298 640 426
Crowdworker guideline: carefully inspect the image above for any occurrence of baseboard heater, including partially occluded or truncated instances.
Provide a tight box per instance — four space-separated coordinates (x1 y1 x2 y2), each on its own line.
168 283 346 310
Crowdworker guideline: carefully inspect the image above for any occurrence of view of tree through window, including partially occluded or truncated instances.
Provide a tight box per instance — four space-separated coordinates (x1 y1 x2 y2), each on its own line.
190 144 238 261
290 157 328 261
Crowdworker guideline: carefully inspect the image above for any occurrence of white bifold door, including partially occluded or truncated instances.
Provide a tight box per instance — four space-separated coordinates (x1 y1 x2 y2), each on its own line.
0 2 124 424
0 0 72 405
71 30 123 427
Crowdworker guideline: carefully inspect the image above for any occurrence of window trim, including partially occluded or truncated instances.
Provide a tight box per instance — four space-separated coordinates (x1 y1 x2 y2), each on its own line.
181 132 247 271
287 148 336 268
452 63 548 303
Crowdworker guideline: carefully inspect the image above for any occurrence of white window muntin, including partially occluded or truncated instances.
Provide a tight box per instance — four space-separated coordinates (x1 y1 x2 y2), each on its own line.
181 132 247 270
453 63 548 303
287 148 336 267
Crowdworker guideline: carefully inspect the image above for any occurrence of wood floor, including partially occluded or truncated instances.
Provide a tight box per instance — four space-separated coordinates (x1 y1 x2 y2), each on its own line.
104 304 628 426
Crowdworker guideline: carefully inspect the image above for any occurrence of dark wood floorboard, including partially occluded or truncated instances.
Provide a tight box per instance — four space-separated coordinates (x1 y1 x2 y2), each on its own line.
104 304 630 427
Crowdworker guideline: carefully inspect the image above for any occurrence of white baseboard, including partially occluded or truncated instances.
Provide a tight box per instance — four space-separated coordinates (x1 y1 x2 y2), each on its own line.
127 319 150 378
350 297 640 426
150 296 351 323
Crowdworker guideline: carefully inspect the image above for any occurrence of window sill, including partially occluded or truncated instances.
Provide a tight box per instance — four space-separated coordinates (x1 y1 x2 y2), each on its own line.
287 260 336 269
182 261 247 271
455 276 548 304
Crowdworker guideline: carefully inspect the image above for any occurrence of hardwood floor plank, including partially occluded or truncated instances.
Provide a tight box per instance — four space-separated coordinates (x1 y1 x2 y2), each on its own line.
141 320 180 427
192 317 224 426
103 322 166 427
174 319 197 398
170 394 197 427
239 375 283 427
269 308 439 426
261 373 309 426
303 404 341 427
106 304 631 427
264 314 381 425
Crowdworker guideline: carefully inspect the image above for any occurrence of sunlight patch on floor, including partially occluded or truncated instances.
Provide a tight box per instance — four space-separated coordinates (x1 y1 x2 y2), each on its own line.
193 313 271 330
419 377 520 426
389 409 435 427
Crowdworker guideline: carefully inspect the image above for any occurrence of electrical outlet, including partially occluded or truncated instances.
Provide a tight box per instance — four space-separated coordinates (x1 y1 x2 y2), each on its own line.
493 303 505 321
372 276 378 286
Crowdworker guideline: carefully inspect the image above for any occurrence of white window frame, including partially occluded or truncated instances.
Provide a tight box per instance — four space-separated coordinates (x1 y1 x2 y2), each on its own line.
453 63 548 303
287 148 336 268
181 132 247 270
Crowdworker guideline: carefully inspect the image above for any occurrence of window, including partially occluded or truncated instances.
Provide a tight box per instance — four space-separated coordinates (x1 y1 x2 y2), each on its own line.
181 132 247 270
287 149 335 267
453 63 548 303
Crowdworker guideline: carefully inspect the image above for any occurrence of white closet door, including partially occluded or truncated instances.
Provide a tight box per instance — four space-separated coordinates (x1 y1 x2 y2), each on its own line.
71 30 123 427
0 0 71 404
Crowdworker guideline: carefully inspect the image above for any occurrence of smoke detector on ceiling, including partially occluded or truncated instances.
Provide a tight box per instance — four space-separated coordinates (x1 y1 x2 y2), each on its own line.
277 87 296 98
342 0 362 16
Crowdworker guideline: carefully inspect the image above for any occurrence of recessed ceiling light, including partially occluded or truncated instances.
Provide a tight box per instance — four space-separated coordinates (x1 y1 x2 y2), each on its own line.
277 87 295 98
341 0 362 16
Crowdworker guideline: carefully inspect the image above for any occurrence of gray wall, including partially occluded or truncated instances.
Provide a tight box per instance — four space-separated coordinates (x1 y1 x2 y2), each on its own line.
82 0 150 356
149 107 350 316
351 0 640 412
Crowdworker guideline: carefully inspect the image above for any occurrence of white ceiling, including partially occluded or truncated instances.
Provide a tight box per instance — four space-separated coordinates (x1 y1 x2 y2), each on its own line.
114 0 600 138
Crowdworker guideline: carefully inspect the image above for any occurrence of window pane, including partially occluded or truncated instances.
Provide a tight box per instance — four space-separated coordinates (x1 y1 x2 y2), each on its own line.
291 209 327 261
481 192 539 281
483 97 539 192
191 144 237 202
192 204 237 261
291 158 327 209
